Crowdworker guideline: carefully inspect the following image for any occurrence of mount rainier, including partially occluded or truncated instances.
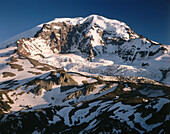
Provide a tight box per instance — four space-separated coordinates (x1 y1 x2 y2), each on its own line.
0 15 169 133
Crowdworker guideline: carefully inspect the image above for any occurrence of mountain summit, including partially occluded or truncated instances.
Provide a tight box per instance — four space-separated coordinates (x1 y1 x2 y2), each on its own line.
0 15 170 133
1 15 170 84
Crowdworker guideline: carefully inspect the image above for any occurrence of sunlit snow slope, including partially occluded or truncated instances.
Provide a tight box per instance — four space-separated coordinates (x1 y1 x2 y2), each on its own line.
0 15 169 134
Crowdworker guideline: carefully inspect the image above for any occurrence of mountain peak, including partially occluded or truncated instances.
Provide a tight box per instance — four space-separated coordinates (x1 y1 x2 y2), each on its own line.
0 15 170 133
0 15 169 85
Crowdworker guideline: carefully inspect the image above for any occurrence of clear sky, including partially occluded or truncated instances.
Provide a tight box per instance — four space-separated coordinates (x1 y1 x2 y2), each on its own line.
0 0 169 44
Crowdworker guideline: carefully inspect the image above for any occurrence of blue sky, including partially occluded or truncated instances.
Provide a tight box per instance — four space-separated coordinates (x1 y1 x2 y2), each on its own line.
0 0 169 44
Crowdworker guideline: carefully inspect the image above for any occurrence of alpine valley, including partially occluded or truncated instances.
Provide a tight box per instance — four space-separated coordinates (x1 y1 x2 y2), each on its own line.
0 15 169 134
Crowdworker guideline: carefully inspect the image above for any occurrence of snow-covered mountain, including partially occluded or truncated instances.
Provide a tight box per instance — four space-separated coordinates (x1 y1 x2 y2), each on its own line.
1 15 169 84
0 15 169 133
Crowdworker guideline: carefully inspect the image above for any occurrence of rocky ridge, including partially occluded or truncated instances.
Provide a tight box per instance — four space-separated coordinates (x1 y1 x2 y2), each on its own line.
0 67 169 133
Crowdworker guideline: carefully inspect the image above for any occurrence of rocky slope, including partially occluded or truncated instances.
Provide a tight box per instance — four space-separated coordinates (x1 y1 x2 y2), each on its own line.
0 15 170 133
16 15 167 61
0 67 169 133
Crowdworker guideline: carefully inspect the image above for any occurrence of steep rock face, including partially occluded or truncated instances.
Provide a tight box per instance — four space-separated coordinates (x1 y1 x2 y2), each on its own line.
17 22 75 56
16 15 168 62
117 38 167 61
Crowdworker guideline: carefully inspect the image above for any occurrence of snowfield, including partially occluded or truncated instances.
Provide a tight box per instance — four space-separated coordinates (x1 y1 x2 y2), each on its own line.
31 51 170 85
0 14 169 134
